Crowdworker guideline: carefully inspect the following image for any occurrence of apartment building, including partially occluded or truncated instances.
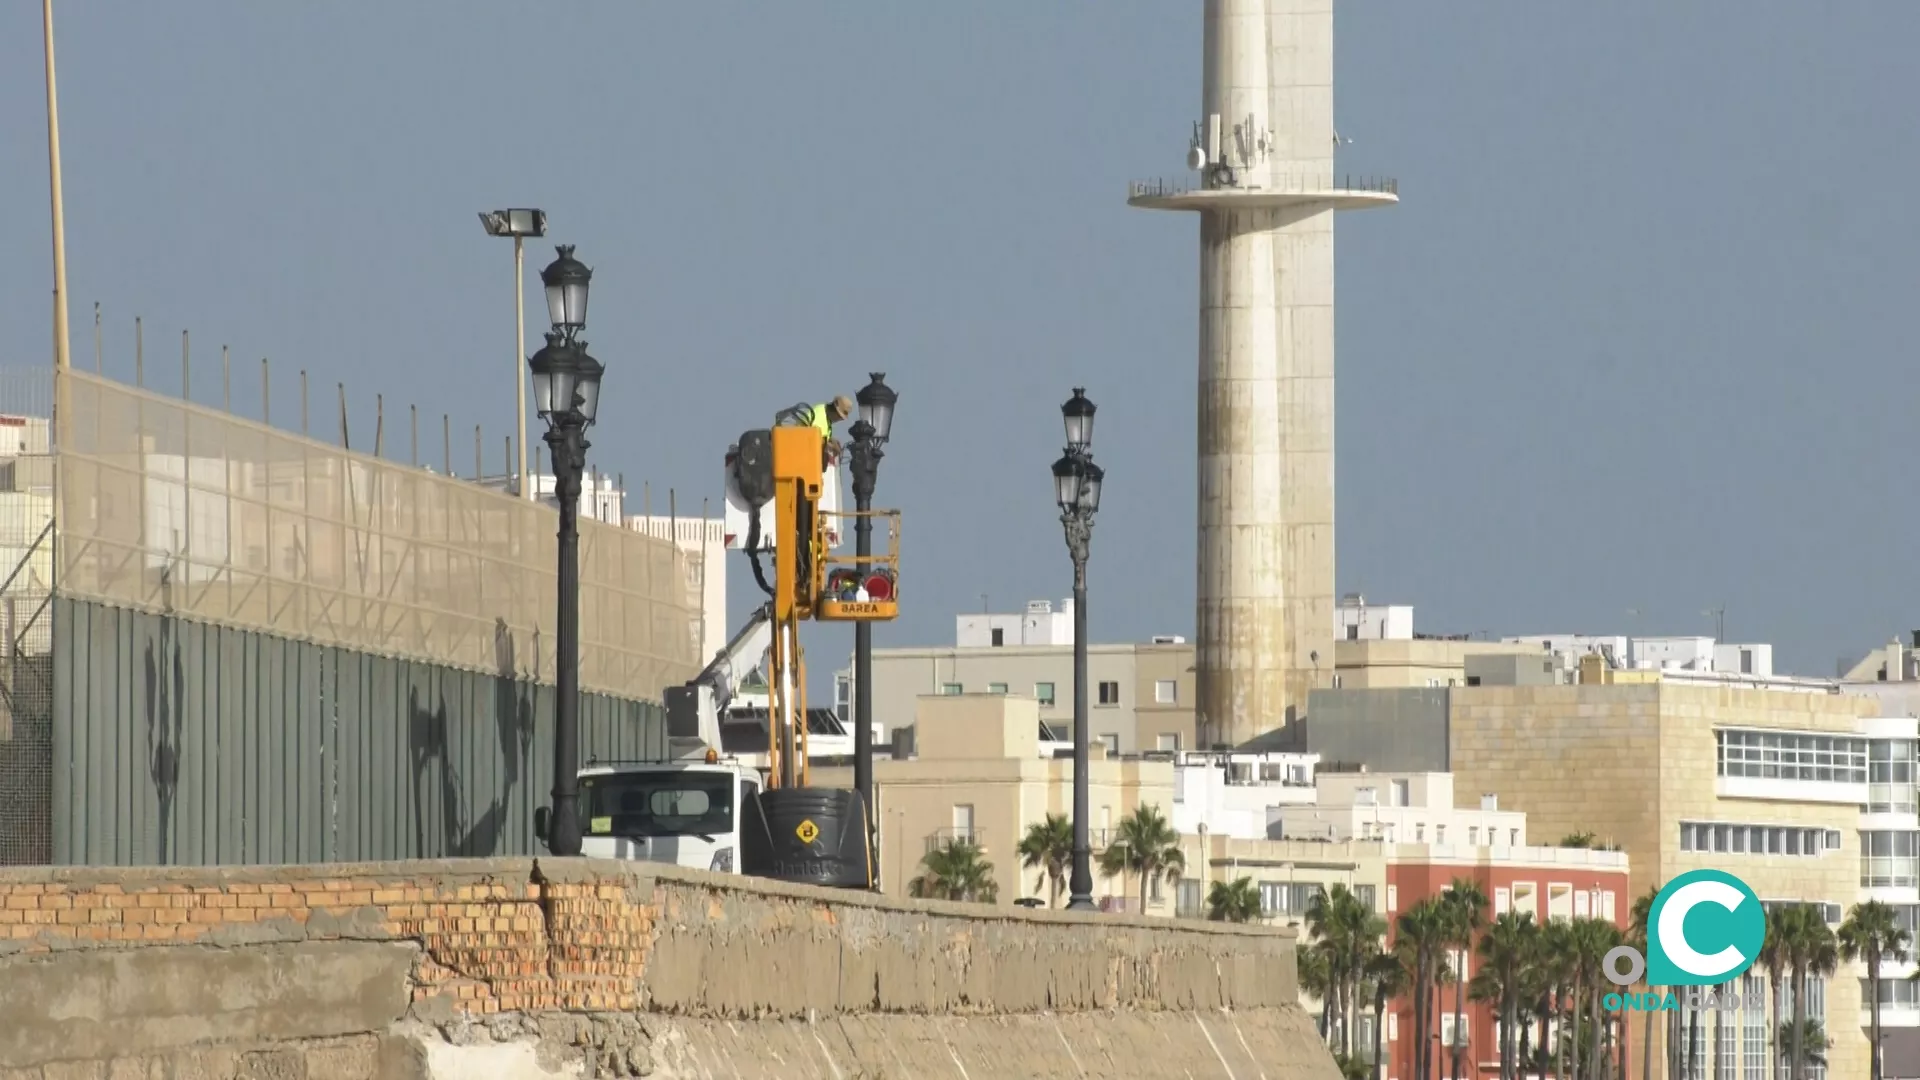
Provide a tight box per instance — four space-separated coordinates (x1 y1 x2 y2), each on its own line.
1443 680 1872 1079
808 692 1173 909
846 596 1534 755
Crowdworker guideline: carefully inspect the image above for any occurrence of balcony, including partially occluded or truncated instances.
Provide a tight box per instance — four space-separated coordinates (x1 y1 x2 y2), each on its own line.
1127 174 1399 213
925 827 986 854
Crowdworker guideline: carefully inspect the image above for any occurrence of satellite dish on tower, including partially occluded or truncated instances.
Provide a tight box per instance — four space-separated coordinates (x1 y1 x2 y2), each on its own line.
1186 145 1207 171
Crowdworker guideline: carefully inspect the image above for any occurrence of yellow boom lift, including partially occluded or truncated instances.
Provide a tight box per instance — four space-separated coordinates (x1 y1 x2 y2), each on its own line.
727 420 899 886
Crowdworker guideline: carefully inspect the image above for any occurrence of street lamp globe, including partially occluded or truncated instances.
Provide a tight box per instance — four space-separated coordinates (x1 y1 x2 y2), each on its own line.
540 244 592 338
1061 387 1095 453
1078 460 1104 514
1052 452 1084 511
527 334 605 426
856 372 898 444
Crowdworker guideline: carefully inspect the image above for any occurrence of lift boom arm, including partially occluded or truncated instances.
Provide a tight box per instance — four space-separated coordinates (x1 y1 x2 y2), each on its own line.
663 602 774 757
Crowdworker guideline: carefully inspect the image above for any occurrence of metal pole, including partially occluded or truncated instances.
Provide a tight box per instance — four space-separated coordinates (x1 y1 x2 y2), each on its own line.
850 426 882 885
92 302 100 371
545 415 587 856
43 0 71 370
1065 503 1094 911
515 236 529 500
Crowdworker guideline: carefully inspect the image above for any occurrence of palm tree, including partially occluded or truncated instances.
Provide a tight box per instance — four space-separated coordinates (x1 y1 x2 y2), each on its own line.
1840 899 1910 1080
1568 917 1624 1080
908 837 998 902
1207 876 1262 923
1776 1018 1829 1074
1016 813 1073 907
1364 948 1407 1080
1627 885 1660 1080
1440 878 1490 1080
1475 911 1538 1080
1761 905 1789 1080
1395 898 1452 1080
1299 944 1332 1038
1307 884 1389 1058
1775 903 1837 1080
1098 804 1185 912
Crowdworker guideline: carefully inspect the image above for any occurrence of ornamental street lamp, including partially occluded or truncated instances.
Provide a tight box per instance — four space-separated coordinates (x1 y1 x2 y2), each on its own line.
1053 387 1103 911
529 244 601 858
848 372 898 886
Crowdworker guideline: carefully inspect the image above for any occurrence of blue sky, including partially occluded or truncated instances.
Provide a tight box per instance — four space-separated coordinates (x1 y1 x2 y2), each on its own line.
4 3 1917 677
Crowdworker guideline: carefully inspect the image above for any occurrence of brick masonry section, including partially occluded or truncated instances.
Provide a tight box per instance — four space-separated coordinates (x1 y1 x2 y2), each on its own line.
0 858 1332 1079
1 862 645 1016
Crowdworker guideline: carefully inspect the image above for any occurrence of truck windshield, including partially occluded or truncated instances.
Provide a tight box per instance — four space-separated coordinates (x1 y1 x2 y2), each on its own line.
581 770 734 840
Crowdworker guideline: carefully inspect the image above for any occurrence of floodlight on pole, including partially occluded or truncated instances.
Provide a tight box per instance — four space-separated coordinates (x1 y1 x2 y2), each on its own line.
480 208 548 500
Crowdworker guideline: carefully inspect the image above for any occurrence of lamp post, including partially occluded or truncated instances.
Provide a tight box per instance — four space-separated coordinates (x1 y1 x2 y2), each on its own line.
479 209 548 500
848 372 897 885
1053 387 1101 911
528 244 601 858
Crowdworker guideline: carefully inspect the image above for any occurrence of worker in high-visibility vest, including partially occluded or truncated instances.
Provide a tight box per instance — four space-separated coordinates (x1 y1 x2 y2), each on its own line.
775 395 852 438
774 395 853 462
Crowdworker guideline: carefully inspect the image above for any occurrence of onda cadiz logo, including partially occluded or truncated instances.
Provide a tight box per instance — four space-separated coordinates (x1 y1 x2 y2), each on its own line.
1605 869 1765 989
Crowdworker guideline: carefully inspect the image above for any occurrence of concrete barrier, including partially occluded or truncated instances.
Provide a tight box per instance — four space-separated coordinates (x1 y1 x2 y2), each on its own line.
0 858 1337 1079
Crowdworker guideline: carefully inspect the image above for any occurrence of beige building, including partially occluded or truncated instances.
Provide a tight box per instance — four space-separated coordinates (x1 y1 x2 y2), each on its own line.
845 598 1531 756
811 692 1175 909
1448 681 1874 1080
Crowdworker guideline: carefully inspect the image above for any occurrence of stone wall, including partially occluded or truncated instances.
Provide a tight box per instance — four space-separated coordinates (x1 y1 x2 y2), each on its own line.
0 858 1335 1079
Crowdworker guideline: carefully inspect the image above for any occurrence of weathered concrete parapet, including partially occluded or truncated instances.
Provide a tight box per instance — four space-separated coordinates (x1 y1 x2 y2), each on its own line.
0 858 1330 1079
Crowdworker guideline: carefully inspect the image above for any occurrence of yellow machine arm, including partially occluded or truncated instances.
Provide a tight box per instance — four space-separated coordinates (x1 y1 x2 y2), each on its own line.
753 425 900 790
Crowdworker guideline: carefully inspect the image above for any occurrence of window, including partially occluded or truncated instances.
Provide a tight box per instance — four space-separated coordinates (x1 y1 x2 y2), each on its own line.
939 683 962 696
990 627 1004 647
1415 824 1425 842
1509 828 1520 846
1386 885 1397 911
1864 977 1920 1008
1391 779 1410 807
1100 733 1120 756
1439 1011 1469 1048
834 674 851 723
1494 887 1510 915
1680 821 1834 859
1331 674 1343 688
1468 827 1478 846
580 771 734 840
1273 882 1325 915
1512 882 1536 919
1354 884 1377 911
1740 648 1753 674
1155 679 1177 704
1862 831 1920 888
1035 681 1056 706
988 682 1008 695
1097 681 1120 706
1435 825 1446 844
1548 883 1573 922
1346 624 1358 641
1176 879 1203 918
1869 739 1917 813
1156 733 1180 753
1150 874 1164 903
1715 729 1868 784
952 804 975 841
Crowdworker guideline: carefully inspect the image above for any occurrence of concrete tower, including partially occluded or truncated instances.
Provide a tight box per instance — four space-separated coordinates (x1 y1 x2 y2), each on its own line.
1130 0 1395 749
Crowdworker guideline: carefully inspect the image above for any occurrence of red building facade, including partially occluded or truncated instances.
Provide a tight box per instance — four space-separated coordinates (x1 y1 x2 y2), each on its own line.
1380 850 1631 1080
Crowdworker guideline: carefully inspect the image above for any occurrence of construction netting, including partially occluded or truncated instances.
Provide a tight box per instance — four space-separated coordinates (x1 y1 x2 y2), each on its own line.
0 369 53 865
50 368 704 701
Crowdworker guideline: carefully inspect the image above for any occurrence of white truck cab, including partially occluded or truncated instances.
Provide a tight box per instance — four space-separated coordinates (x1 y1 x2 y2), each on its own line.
576 759 761 874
